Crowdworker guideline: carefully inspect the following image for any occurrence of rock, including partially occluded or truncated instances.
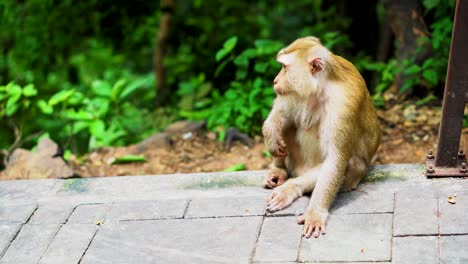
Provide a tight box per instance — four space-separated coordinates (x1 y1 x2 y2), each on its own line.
2 138 74 180
134 132 172 153
164 120 206 135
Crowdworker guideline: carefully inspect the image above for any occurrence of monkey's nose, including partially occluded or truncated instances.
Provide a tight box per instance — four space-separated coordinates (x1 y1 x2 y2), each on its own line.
273 79 278 85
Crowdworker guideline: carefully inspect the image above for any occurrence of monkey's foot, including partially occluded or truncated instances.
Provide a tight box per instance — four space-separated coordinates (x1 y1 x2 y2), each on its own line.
297 209 328 239
263 168 288 189
266 184 299 212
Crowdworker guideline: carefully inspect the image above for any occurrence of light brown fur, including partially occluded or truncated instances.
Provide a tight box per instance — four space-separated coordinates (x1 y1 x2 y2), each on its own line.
262 36 381 238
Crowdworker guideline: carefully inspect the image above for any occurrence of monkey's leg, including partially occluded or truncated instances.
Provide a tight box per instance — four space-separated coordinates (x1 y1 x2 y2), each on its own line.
263 157 288 189
266 166 320 212
342 156 367 192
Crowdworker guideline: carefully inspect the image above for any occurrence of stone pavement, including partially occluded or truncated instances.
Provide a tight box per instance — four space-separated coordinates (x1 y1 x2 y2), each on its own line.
0 164 467 264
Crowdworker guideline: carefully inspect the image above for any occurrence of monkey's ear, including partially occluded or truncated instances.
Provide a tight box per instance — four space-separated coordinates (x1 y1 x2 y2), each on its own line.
309 58 323 74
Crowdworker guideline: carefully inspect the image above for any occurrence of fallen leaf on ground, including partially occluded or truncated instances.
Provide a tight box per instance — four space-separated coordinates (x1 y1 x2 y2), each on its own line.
448 196 456 204
95 220 105 225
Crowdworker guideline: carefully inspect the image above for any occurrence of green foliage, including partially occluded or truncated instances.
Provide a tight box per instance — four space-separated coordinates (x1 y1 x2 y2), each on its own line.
0 0 458 163
181 38 281 134
361 0 455 104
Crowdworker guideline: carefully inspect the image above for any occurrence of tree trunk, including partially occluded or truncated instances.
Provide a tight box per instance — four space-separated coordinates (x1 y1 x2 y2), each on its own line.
154 0 174 107
382 0 432 93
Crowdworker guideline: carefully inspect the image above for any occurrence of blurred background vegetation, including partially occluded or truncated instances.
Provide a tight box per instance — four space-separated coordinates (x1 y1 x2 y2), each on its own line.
0 0 456 166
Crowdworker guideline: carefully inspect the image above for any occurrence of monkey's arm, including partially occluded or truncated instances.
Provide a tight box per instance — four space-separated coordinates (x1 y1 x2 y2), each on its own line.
300 154 347 238
262 106 288 157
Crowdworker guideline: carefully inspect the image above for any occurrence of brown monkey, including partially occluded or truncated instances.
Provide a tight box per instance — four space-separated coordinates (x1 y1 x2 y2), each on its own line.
262 36 381 238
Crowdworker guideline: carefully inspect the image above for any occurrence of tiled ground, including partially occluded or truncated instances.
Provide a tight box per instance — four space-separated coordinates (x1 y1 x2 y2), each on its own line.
0 164 467 263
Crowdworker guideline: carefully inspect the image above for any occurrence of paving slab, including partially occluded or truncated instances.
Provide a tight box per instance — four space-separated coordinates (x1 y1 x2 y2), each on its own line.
51 171 266 198
38 224 97 264
107 199 188 221
0 224 60 264
439 235 468 264
66 204 111 224
186 196 266 218
0 224 22 257
254 216 302 262
80 217 262 264
28 203 74 224
307 262 391 264
267 196 310 217
393 189 438 236
0 179 56 201
331 190 394 214
0 204 36 223
392 236 438 264
299 214 392 262
439 190 468 235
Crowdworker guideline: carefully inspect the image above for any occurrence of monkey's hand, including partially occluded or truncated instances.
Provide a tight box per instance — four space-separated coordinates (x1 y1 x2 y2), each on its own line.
266 183 299 212
263 168 288 189
265 136 287 157
297 209 328 238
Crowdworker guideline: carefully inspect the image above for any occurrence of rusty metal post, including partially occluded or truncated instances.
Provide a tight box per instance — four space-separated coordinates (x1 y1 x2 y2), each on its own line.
426 0 468 178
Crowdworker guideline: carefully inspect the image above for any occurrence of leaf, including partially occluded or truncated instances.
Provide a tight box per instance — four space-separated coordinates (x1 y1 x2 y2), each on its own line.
423 0 439 11
5 96 20 116
215 36 238 61
447 195 456 204
254 62 268 73
22 84 37 97
49 90 75 106
37 100 53 114
89 120 106 137
63 150 72 161
91 80 113 97
223 163 246 172
6 82 21 96
111 79 127 101
215 57 232 77
111 155 147 164
423 69 438 86
263 150 272 158
404 65 421 75
215 49 230 62
223 36 238 50
120 76 151 100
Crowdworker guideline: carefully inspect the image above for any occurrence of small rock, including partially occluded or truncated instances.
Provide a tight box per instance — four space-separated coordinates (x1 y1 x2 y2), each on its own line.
207 132 217 141
182 132 193 140
3 138 74 180
164 120 206 135
135 132 172 153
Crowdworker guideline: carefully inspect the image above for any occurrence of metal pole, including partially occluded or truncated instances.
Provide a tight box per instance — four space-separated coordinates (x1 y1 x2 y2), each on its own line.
435 0 468 168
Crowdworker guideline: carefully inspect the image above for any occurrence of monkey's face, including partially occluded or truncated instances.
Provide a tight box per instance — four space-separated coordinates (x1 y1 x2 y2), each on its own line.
274 51 318 97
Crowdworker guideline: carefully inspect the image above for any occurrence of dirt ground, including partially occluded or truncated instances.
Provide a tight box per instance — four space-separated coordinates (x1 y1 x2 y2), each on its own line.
67 102 468 178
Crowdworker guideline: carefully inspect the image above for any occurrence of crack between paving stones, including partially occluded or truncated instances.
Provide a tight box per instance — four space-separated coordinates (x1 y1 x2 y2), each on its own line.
0 223 24 260
248 216 264 264
296 227 304 263
78 226 100 264
182 200 191 218
64 205 79 224
390 192 396 262
437 191 441 264
37 224 64 263
24 204 39 224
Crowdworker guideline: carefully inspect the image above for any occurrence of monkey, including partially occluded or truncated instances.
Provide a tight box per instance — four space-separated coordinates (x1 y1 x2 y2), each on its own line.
262 36 381 239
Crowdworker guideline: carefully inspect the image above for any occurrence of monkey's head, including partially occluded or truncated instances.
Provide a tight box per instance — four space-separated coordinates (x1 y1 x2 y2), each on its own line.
273 36 330 98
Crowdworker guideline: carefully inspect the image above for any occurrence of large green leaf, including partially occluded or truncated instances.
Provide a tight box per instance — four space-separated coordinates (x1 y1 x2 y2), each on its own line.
92 80 112 97
22 84 37 97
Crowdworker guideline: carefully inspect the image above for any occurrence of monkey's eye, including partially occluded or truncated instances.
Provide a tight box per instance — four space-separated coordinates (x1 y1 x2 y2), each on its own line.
281 64 287 70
